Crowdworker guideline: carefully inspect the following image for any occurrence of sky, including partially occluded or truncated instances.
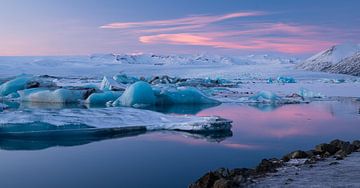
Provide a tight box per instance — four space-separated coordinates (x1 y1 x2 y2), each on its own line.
0 0 359 57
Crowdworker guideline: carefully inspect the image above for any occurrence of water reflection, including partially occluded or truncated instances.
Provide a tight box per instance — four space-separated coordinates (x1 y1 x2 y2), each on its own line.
0 129 233 151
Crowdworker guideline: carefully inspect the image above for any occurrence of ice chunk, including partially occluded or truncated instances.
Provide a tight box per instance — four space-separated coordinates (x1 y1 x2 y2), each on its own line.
298 88 324 98
100 76 126 91
85 91 122 105
0 75 56 96
0 107 232 132
249 91 281 102
19 88 87 103
0 103 8 111
156 87 220 105
113 81 156 107
267 78 274 84
0 75 33 96
277 76 296 83
113 74 139 84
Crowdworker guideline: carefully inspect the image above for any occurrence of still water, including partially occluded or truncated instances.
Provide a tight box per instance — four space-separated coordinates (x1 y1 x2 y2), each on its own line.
0 100 359 188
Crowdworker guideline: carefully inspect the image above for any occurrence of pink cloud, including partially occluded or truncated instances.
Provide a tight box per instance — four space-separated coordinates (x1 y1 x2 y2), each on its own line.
100 11 264 29
100 11 339 54
139 32 334 53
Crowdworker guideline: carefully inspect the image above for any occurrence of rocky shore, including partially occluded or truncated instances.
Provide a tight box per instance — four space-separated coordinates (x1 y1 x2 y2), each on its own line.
189 139 360 188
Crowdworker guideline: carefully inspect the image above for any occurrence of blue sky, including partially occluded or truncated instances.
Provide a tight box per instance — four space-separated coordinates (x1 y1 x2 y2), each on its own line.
0 0 359 56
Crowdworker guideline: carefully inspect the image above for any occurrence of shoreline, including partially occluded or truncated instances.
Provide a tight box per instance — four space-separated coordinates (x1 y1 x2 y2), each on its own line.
189 139 360 188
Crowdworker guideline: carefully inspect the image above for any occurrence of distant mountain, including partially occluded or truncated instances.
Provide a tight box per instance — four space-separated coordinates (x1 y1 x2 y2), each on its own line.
328 52 360 76
89 53 298 65
296 43 360 76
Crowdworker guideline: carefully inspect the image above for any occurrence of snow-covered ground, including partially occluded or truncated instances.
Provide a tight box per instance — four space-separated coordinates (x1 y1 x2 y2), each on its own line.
255 152 360 187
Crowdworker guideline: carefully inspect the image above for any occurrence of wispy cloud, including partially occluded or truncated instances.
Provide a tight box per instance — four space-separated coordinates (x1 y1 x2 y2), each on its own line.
100 11 337 54
100 11 264 29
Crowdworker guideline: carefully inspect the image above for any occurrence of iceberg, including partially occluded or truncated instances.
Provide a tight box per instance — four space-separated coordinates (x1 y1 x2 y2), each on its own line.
298 88 324 98
113 74 139 84
277 76 296 83
155 87 220 105
0 107 232 133
0 75 34 96
85 91 122 105
100 76 126 91
249 91 281 103
113 81 156 107
0 75 56 96
0 103 8 111
19 88 88 103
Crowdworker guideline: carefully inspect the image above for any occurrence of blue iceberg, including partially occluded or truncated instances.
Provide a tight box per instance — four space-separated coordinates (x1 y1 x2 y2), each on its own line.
249 91 281 102
85 91 122 105
113 81 156 107
155 87 220 105
277 76 296 83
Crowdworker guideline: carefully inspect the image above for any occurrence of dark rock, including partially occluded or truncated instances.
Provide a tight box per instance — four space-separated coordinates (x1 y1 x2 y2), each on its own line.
213 178 234 188
232 175 245 184
330 139 356 154
26 81 40 88
305 150 316 158
229 168 253 177
189 172 221 188
83 88 97 99
305 156 318 164
352 140 360 149
256 158 282 174
334 150 347 160
329 162 340 165
215 168 230 178
284 150 308 160
315 143 338 155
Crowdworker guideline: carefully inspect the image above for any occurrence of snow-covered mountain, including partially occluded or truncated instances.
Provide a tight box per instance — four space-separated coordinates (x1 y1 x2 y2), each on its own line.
328 52 360 76
296 43 360 76
89 53 298 65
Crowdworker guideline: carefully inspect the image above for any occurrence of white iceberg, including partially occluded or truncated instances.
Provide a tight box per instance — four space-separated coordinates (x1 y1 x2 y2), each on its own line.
100 76 126 91
113 81 156 107
298 88 324 98
0 107 232 132
19 88 87 103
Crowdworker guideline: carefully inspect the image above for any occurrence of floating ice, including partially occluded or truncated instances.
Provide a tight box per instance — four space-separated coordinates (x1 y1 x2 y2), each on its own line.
113 81 156 107
156 87 220 105
0 103 8 111
19 88 87 103
0 107 232 132
298 88 324 98
249 91 281 103
100 76 126 91
277 76 296 83
113 74 139 84
0 75 57 97
85 91 122 105
0 75 33 96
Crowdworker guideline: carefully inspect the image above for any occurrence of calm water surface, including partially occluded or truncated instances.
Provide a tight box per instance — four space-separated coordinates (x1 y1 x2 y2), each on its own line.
0 100 359 188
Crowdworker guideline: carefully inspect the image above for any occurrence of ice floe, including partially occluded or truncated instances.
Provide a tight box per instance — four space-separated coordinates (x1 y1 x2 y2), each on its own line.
0 107 232 133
